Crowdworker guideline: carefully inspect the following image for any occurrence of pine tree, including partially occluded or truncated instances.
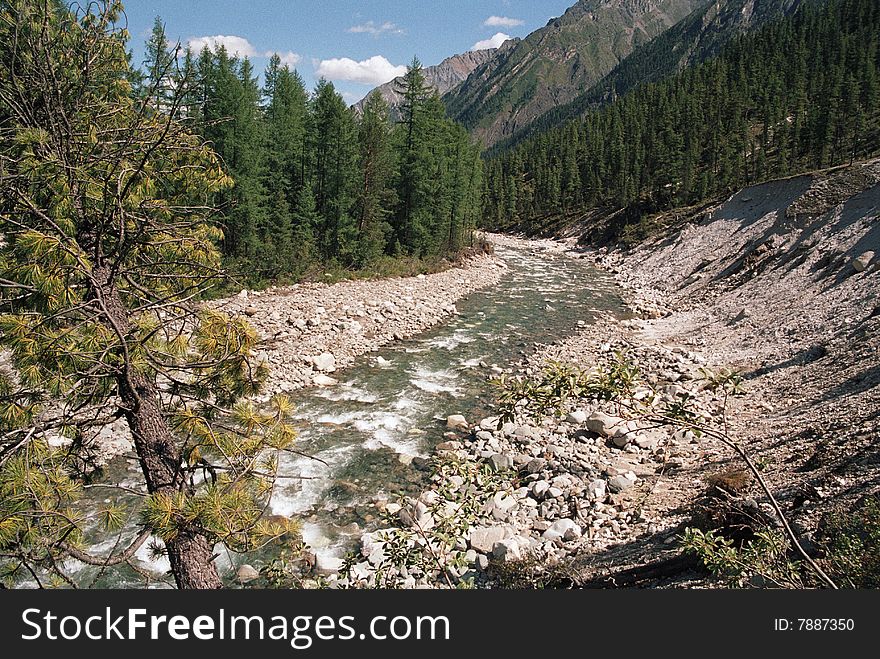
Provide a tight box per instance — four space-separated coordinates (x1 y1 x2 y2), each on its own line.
0 0 296 589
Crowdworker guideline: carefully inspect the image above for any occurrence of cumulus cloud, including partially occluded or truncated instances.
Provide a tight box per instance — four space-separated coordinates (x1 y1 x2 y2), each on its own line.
188 34 257 58
483 16 524 28
271 50 302 67
315 55 407 85
471 32 511 51
348 21 404 36
188 35 302 68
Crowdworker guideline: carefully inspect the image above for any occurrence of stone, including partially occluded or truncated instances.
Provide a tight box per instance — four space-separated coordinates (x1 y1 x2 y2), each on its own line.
480 417 500 431
376 356 391 366
531 480 550 498
475 554 490 571
314 554 344 576
312 352 337 373
492 537 524 562
566 410 588 425
312 374 338 387
611 429 635 449
542 519 582 542
244 306 259 317
446 414 469 430
236 564 260 583
608 473 637 493
468 526 510 553
587 479 607 500
489 453 514 472
524 458 547 474
586 411 624 438
853 250 875 272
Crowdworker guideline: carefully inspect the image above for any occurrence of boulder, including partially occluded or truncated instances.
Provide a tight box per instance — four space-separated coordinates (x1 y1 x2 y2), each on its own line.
492 537 525 562
244 306 259 317
586 411 624 437
587 478 607 500
565 410 588 425
312 352 337 373
236 564 260 583
542 519 582 542
468 526 510 553
608 473 637 493
853 250 875 272
312 374 339 387
314 554 344 576
446 414 469 431
489 453 514 472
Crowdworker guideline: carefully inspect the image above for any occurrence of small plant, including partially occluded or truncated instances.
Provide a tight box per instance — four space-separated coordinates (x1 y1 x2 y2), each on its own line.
681 527 807 588
339 455 512 588
821 497 880 588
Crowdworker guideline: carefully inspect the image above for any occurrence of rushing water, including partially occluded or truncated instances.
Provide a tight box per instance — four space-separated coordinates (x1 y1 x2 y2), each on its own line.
64 242 627 587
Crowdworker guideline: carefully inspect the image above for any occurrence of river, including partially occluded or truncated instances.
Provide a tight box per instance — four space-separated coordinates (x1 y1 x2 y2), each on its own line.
65 240 628 587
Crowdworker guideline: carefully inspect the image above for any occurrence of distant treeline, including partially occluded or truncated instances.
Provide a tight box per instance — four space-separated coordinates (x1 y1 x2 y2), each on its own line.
482 0 880 237
137 25 483 284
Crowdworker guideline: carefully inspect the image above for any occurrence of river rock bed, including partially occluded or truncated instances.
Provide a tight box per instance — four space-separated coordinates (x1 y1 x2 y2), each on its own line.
324 239 736 588
212 254 507 399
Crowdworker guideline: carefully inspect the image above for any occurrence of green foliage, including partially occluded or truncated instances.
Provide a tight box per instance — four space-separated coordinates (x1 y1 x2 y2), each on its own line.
682 527 808 588
683 496 880 589
821 497 880 588
173 48 482 286
339 455 509 588
493 350 639 424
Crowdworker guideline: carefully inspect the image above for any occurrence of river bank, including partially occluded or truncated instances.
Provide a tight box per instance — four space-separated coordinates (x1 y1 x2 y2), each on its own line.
213 252 508 399
332 163 879 589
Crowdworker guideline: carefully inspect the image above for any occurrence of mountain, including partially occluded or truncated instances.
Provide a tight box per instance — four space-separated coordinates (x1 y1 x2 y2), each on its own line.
495 0 811 152
353 46 512 120
442 0 709 147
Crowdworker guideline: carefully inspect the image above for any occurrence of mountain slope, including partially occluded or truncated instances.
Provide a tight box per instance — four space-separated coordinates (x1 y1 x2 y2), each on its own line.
496 0 810 152
442 0 709 147
353 47 511 120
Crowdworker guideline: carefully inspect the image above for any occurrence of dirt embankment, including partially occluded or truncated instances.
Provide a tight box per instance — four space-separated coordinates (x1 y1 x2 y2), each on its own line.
565 159 880 583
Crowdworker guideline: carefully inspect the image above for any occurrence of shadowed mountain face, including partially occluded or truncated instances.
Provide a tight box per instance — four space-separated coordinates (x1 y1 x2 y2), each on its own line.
441 0 709 147
353 47 512 121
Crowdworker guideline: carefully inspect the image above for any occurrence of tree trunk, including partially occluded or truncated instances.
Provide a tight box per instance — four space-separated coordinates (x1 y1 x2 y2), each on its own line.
166 532 223 589
92 266 222 589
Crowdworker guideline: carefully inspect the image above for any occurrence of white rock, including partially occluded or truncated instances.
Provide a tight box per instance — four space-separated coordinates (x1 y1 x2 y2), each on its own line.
469 526 510 553
586 411 625 438
312 374 339 387
542 519 582 542
446 414 469 430
236 564 260 583
314 554 344 576
312 352 337 373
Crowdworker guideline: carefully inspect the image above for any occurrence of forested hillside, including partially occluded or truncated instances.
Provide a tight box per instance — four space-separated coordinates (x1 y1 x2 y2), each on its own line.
482 0 880 239
140 23 484 285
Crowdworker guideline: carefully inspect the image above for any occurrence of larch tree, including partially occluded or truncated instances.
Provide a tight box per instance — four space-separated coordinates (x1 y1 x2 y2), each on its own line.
0 0 296 589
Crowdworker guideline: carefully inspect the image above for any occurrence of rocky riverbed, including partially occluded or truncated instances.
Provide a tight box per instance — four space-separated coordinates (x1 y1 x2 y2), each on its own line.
329 237 726 588
327 162 880 589
212 254 507 398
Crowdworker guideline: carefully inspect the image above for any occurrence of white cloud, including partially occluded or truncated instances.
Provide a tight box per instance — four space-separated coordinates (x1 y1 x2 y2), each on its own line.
483 16 524 28
188 35 301 68
271 50 302 67
348 21 404 36
315 55 407 85
471 32 511 51
187 35 257 58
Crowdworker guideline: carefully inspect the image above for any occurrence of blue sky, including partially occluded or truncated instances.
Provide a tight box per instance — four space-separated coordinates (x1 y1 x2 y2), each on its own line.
121 0 575 103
